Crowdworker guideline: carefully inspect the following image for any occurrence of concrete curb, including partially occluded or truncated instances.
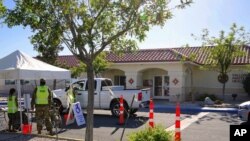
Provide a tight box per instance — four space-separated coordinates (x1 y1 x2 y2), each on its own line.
154 105 238 114
34 133 84 141
0 131 84 141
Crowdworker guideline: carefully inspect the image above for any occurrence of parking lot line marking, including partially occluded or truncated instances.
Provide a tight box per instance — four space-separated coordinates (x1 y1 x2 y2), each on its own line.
166 112 209 132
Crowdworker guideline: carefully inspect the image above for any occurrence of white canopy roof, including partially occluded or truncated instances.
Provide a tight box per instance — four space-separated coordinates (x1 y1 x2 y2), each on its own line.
0 50 71 80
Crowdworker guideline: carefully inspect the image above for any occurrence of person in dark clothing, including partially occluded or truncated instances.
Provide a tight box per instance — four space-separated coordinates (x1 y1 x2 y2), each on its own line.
7 88 18 132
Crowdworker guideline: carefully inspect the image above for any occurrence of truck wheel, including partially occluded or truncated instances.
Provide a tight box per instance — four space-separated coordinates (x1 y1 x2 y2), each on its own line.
53 99 63 114
111 101 120 117
248 112 250 122
110 101 129 118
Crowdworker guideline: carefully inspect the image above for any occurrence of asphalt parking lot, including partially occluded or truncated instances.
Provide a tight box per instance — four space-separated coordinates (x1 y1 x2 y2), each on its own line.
1 108 194 141
0 99 242 141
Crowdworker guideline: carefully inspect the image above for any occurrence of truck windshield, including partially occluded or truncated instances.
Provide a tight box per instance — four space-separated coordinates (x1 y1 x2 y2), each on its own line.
73 80 85 91
101 79 112 87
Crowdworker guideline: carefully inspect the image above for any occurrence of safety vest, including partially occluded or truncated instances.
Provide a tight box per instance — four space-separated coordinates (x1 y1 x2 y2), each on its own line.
36 86 49 104
7 96 17 113
68 87 75 104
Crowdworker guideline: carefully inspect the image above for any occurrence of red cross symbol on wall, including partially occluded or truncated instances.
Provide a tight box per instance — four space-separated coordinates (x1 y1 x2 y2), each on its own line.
172 78 179 85
129 78 134 84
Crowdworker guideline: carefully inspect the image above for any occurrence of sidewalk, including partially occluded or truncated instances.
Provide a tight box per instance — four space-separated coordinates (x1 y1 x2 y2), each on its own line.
0 131 75 141
153 99 239 113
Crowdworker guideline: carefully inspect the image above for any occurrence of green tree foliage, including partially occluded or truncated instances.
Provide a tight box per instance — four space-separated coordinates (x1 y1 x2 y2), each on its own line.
70 62 86 78
70 52 109 78
0 0 6 19
193 23 250 99
3 1 192 140
92 52 109 77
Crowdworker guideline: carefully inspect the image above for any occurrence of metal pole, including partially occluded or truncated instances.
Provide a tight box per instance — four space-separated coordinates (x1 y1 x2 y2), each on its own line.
16 80 23 132
51 93 58 140
120 94 135 141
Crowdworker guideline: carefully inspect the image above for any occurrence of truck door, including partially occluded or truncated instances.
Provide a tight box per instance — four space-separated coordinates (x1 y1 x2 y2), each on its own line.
99 79 113 108
73 80 86 108
84 80 100 108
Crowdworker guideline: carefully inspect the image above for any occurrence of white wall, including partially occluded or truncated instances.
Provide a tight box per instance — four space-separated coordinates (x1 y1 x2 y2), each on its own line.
191 65 248 99
0 79 68 96
107 62 185 101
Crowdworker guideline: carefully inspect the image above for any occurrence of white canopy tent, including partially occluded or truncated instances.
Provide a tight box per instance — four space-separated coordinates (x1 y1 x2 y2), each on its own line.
0 50 70 80
0 50 71 129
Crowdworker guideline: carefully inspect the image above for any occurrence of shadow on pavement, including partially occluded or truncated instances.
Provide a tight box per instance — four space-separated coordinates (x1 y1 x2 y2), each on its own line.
60 113 148 130
194 112 240 125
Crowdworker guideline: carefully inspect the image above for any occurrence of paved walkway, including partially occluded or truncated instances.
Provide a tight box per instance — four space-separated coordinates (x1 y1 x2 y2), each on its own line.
0 132 73 141
153 99 240 113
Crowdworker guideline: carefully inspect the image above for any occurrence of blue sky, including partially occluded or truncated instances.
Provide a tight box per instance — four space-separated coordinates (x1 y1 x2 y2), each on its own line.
0 0 250 58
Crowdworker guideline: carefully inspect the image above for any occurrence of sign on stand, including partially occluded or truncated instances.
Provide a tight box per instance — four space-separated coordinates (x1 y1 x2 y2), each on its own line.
72 102 85 126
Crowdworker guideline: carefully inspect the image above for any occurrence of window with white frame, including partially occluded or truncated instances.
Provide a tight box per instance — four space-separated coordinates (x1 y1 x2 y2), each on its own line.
114 76 126 86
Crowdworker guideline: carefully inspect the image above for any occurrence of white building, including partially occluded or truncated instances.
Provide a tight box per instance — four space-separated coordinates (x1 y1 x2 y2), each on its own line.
57 46 250 102
1 46 249 101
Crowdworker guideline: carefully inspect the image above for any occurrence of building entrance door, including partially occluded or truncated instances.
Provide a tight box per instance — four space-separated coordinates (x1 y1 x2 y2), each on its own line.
154 76 162 97
153 76 169 99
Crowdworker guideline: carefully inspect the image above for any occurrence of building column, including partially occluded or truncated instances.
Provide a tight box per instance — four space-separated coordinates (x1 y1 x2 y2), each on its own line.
125 71 139 89
168 71 185 102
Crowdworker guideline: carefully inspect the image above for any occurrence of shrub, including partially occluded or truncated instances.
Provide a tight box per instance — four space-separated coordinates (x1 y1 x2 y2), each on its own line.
127 125 174 141
214 100 223 105
243 73 250 96
196 93 219 101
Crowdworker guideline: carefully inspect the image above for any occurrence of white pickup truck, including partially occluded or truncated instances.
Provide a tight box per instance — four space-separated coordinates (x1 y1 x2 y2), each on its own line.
52 78 150 117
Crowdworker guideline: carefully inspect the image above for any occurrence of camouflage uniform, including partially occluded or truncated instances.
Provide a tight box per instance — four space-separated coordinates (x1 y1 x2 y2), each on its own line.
31 79 52 135
35 106 51 132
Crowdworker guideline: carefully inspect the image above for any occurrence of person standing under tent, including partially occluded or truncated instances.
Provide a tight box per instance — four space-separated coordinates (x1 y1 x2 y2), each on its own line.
31 78 53 135
7 88 18 132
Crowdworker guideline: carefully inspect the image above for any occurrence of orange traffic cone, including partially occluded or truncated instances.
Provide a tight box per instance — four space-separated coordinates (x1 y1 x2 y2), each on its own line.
119 95 124 125
175 102 181 141
149 98 154 128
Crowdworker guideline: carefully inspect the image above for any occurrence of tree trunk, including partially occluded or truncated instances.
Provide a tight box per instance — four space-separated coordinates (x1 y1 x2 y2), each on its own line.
85 62 94 141
222 83 225 101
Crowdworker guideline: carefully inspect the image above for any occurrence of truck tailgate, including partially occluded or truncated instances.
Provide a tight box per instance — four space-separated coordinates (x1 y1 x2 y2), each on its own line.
141 88 151 102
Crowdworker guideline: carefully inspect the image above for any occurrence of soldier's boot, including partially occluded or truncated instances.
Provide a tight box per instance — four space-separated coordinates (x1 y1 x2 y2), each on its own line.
8 125 16 132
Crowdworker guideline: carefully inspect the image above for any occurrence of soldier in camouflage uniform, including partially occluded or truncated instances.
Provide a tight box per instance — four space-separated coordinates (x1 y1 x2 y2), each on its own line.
31 79 53 135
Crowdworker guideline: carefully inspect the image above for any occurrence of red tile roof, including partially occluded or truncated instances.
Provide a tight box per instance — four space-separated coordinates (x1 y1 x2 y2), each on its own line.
56 55 80 67
106 48 182 63
56 46 250 67
172 46 250 65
